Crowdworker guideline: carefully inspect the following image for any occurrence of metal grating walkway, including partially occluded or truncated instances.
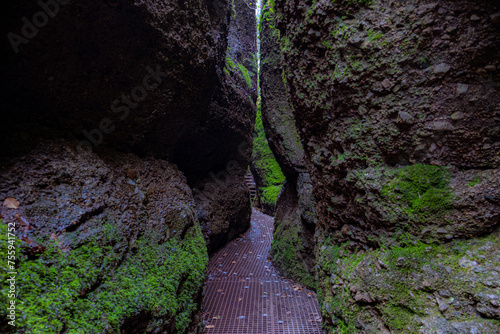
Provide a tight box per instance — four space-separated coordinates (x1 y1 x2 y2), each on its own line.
202 209 324 334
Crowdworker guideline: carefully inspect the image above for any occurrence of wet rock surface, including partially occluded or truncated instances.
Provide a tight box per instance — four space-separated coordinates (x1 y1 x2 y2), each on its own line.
0 140 208 333
263 0 500 332
260 13 317 288
318 229 500 333
269 173 317 289
272 0 500 247
184 0 258 254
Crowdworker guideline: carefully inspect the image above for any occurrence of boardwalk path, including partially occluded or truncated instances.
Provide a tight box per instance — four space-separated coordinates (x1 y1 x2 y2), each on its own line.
203 209 324 334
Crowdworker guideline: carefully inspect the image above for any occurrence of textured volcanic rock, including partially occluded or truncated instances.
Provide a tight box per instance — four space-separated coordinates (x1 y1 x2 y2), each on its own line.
0 140 207 333
264 0 500 332
185 0 257 253
1 0 228 157
245 3 285 218
0 0 256 332
272 0 500 245
260 13 317 288
269 172 317 288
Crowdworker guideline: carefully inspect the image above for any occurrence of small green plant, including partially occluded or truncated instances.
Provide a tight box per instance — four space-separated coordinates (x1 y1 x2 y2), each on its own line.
237 63 253 89
231 0 236 18
321 40 333 50
281 68 287 89
225 57 236 72
333 64 345 79
468 175 481 187
245 53 259 73
332 21 351 40
366 28 383 42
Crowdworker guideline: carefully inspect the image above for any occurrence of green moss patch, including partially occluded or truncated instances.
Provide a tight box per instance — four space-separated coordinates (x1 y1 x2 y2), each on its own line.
252 105 284 208
270 224 315 289
261 184 282 206
225 49 254 89
0 221 207 333
382 164 453 217
317 231 500 333
237 63 253 89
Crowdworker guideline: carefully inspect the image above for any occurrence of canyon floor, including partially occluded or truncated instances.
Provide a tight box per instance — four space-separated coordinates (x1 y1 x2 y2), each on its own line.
202 209 324 334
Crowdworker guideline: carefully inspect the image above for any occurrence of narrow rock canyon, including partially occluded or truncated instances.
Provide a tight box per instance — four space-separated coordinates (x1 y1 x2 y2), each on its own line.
0 0 499 333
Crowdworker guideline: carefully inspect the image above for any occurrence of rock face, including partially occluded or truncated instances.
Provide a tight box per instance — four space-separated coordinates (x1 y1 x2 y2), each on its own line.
260 13 317 288
0 141 208 333
263 0 500 332
0 0 256 332
186 0 258 253
269 172 317 288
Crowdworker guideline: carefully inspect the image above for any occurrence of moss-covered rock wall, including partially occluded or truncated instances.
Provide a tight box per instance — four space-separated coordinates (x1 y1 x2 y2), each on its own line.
262 0 500 332
251 106 285 214
0 142 208 333
259 3 318 289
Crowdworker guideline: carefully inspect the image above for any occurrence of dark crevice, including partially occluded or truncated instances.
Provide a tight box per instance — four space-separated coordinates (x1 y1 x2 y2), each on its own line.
65 205 107 233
